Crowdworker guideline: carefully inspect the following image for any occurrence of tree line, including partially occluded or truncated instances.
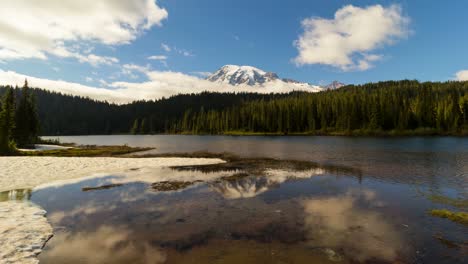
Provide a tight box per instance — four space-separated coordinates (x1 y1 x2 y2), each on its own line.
172 81 468 135
0 80 39 154
1 80 467 138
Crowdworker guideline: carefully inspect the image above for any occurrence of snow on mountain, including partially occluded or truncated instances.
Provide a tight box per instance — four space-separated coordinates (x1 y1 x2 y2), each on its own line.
206 65 323 92
324 81 346 90
207 65 278 85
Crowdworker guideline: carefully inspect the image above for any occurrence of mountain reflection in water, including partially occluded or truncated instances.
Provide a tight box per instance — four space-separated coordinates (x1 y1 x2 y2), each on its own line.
210 168 326 199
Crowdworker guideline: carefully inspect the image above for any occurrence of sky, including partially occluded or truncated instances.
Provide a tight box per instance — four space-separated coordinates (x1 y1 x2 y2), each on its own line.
0 0 467 103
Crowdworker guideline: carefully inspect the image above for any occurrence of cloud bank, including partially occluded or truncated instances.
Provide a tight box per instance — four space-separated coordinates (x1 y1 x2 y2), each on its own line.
0 68 322 104
294 4 409 71
0 0 168 65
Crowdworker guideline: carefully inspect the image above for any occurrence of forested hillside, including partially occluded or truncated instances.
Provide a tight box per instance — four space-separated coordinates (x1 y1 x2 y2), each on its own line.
173 80 468 135
0 87 290 135
1 80 467 136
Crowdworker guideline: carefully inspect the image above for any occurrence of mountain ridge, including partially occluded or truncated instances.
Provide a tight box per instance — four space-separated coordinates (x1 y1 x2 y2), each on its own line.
206 65 324 92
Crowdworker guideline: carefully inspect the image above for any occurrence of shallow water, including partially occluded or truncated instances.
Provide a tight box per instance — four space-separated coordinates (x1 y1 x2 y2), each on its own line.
46 135 468 187
11 135 468 262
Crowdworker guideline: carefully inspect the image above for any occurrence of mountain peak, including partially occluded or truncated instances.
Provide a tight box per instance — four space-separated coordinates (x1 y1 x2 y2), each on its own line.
206 65 323 92
207 65 279 86
324 81 346 90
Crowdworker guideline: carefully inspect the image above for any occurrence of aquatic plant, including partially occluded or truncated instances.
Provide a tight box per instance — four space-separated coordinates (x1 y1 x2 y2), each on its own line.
430 209 468 226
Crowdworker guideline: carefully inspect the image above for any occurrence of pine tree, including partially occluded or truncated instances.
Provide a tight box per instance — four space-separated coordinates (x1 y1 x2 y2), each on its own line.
1 80 467 136
14 80 39 147
28 92 39 139
0 87 16 154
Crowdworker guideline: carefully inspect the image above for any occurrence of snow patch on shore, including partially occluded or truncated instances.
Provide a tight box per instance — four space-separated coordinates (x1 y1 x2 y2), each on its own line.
0 201 53 264
0 157 225 192
0 156 225 263
17 144 73 152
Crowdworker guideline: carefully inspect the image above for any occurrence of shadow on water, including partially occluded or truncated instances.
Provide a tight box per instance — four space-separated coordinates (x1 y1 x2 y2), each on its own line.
1 155 466 263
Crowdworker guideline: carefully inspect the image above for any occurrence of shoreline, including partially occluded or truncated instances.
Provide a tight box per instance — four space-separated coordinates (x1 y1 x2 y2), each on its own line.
0 156 225 193
40 129 468 138
0 154 226 264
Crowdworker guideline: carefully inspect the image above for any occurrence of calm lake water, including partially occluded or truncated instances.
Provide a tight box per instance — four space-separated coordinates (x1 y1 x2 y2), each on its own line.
10 135 468 263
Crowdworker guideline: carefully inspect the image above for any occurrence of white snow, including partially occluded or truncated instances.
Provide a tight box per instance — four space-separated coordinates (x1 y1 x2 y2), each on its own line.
207 64 323 92
0 157 225 192
18 144 73 152
0 201 53 264
0 156 226 263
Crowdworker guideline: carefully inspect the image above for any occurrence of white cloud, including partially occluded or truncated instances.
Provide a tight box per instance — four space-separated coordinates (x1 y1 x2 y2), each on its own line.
0 69 129 103
109 69 322 102
148 55 167 61
160 43 194 57
191 71 212 78
176 49 194 57
161 43 171 52
122 64 151 77
98 79 110 87
0 66 325 104
0 0 168 65
294 4 409 71
85 77 93 82
75 53 119 67
455 70 468 81
46 43 120 67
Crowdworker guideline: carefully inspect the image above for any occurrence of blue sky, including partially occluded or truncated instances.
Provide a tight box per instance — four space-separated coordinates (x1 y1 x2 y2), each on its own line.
0 0 467 102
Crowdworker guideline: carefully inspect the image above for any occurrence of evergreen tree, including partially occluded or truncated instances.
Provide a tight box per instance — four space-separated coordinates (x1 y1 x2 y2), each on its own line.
1 80 467 136
0 87 16 154
14 80 39 147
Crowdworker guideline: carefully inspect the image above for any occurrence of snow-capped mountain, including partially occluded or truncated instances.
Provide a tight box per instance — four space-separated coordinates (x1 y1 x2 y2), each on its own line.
324 81 346 90
207 65 278 85
206 65 323 92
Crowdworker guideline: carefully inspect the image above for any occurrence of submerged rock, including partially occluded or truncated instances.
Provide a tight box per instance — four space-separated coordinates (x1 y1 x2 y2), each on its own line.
322 248 343 262
151 180 203 192
82 184 123 192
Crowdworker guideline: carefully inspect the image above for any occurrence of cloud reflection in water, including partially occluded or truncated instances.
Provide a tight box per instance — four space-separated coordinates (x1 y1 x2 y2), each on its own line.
302 190 404 262
40 226 166 264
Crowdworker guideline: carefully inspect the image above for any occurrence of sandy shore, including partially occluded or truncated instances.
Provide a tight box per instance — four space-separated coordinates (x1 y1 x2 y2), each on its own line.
0 156 225 192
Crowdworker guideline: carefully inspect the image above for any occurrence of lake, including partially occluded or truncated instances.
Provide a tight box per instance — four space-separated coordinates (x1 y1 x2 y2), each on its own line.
17 135 468 263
